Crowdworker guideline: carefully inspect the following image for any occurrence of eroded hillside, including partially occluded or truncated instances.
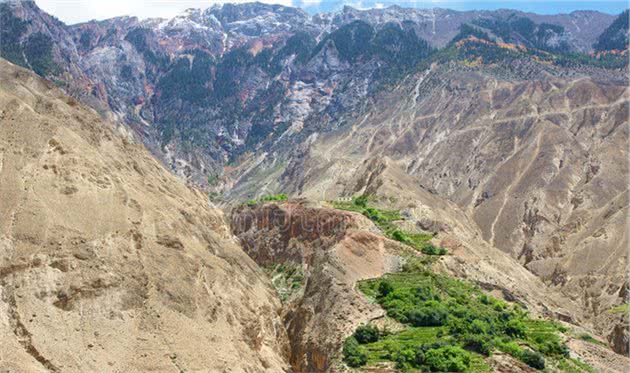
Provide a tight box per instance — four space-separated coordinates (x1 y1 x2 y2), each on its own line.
228 60 629 355
0 59 289 372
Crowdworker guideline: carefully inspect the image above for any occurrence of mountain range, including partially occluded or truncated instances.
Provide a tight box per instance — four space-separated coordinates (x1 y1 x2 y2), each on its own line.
0 1 628 372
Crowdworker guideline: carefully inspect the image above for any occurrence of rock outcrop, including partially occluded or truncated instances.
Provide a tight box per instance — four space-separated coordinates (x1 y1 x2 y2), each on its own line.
232 200 406 371
0 59 289 373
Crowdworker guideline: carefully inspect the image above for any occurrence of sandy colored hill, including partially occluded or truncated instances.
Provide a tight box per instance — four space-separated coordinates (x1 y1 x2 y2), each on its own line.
250 64 629 353
0 58 289 373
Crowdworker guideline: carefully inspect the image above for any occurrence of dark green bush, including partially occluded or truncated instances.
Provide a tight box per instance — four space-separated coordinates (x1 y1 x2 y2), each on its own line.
505 319 526 338
378 281 394 298
354 324 379 344
394 348 416 369
535 337 570 357
406 301 448 327
521 349 545 369
421 244 448 256
423 346 472 372
342 337 367 367
353 195 368 208
461 333 492 356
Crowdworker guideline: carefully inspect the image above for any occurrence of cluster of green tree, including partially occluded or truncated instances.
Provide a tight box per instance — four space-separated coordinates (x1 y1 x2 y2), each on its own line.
124 27 169 69
312 20 433 81
0 4 58 77
260 31 317 76
473 15 570 53
0 4 29 65
332 196 445 255
450 24 493 44
554 52 628 69
593 10 629 51
156 50 215 104
23 32 58 76
446 15 627 69
152 38 293 147
342 267 587 372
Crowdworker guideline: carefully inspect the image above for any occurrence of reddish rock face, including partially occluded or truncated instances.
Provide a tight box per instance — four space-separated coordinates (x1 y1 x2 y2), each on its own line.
232 201 354 265
232 201 407 372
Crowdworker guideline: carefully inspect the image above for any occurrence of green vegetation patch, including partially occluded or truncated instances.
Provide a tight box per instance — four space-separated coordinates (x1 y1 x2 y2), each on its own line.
245 193 289 206
264 263 304 302
594 10 629 52
0 5 59 77
332 196 444 255
607 303 629 314
344 266 594 372
577 333 606 346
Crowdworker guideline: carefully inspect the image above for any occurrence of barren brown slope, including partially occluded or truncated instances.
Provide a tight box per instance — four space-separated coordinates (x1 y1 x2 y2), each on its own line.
0 59 289 373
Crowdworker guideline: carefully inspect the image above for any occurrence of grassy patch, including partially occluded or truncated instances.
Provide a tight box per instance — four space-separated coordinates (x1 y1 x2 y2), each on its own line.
332 196 444 255
245 193 289 207
555 357 598 373
261 193 288 202
362 327 442 362
577 333 606 346
607 303 629 314
264 263 304 302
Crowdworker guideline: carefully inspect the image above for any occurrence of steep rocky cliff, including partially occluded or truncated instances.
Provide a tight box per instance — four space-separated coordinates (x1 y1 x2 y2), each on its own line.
232 200 407 371
0 59 289 373
0 1 621 184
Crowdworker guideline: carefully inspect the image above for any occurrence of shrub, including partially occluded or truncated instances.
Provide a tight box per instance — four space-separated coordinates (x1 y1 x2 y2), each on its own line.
391 229 409 243
394 348 416 369
521 349 545 369
461 333 492 356
423 346 471 372
342 337 367 367
378 281 394 298
578 333 599 344
469 319 490 334
421 244 448 255
537 339 570 357
406 301 449 327
353 195 369 208
505 319 526 338
354 324 379 344
414 283 440 302
364 207 385 223
496 340 523 358
261 194 288 202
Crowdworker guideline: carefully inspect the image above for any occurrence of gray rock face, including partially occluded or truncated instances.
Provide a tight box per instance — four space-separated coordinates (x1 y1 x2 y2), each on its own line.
0 1 618 185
